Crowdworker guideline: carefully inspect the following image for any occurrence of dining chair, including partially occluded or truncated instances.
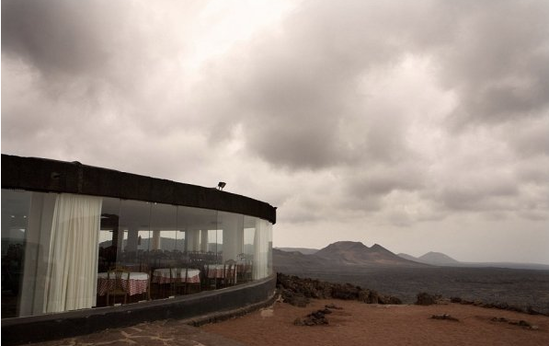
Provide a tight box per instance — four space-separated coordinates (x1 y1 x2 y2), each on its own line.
201 264 216 290
240 262 253 283
223 260 237 287
138 263 151 300
106 267 130 305
170 267 188 296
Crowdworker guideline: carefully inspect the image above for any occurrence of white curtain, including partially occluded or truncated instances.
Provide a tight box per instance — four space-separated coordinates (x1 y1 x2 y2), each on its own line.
253 219 270 280
43 194 102 313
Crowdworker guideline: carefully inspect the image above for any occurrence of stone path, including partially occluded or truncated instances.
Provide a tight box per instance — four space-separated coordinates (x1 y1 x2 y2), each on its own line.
29 319 244 346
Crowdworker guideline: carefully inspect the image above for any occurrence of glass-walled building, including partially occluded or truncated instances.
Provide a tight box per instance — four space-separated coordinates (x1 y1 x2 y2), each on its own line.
1 154 275 326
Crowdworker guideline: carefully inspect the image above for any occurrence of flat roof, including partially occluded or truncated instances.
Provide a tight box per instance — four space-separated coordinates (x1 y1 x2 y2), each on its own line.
1 154 276 224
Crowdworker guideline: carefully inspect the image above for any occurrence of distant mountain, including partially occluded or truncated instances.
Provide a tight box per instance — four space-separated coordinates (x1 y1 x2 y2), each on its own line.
419 252 460 265
313 241 426 267
397 252 459 266
273 248 331 272
276 247 319 255
397 252 549 270
273 241 427 273
459 262 549 270
397 253 419 262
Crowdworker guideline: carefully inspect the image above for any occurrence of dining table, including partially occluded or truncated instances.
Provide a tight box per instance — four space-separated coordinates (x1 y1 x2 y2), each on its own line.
96 271 150 297
204 264 237 282
152 268 201 284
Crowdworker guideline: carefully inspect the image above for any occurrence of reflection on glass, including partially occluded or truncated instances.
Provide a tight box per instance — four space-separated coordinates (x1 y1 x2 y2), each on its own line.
99 197 120 272
119 200 150 268
136 230 149 251
1 190 31 318
156 230 185 252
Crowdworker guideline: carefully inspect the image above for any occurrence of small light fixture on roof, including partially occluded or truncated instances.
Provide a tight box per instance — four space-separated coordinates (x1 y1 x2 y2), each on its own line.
217 182 226 190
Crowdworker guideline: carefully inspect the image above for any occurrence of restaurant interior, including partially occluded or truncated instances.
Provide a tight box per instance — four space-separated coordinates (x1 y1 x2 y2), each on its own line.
1 189 273 318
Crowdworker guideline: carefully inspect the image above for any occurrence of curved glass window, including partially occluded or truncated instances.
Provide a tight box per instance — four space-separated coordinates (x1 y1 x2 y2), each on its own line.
1 189 273 318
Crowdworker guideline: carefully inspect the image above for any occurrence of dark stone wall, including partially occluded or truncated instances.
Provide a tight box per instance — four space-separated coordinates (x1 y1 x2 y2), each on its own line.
1 274 276 345
1 154 276 224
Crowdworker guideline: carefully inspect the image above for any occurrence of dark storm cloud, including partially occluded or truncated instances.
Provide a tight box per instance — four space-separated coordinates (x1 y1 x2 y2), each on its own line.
507 117 549 158
345 163 426 198
2 0 135 142
2 0 123 78
436 0 549 127
193 0 427 170
2 0 203 101
2 0 204 164
177 0 549 227
242 5 425 170
199 0 549 172
437 180 519 212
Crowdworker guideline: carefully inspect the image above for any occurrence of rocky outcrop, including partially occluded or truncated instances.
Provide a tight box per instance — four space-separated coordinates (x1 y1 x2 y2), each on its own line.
415 292 443 306
412 293 547 316
293 308 332 326
277 273 402 306
491 317 539 330
450 297 546 315
431 314 459 322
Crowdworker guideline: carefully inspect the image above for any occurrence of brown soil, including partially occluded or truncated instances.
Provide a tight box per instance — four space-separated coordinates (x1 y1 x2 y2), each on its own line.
202 299 549 346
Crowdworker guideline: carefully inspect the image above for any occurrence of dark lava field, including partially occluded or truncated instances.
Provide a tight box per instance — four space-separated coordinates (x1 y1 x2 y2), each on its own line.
278 266 549 314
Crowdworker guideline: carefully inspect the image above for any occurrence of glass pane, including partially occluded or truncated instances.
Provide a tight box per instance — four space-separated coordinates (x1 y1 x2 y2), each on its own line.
138 230 151 251
150 203 177 252
1 190 31 318
177 206 217 264
243 216 256 257
5 191 57 317
207 229 218 253
99 197 120 272
218 211 244 264
150 203 183 269
243 217 273 280
241 215 256 283
118 200 151 269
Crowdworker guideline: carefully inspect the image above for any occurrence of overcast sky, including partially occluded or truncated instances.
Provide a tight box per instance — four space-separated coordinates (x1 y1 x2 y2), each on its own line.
2 0 548 264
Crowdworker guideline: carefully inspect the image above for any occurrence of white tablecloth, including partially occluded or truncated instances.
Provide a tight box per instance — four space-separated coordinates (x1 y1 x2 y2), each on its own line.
205 264 237 280
97 272 149 296
152 268 201 284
